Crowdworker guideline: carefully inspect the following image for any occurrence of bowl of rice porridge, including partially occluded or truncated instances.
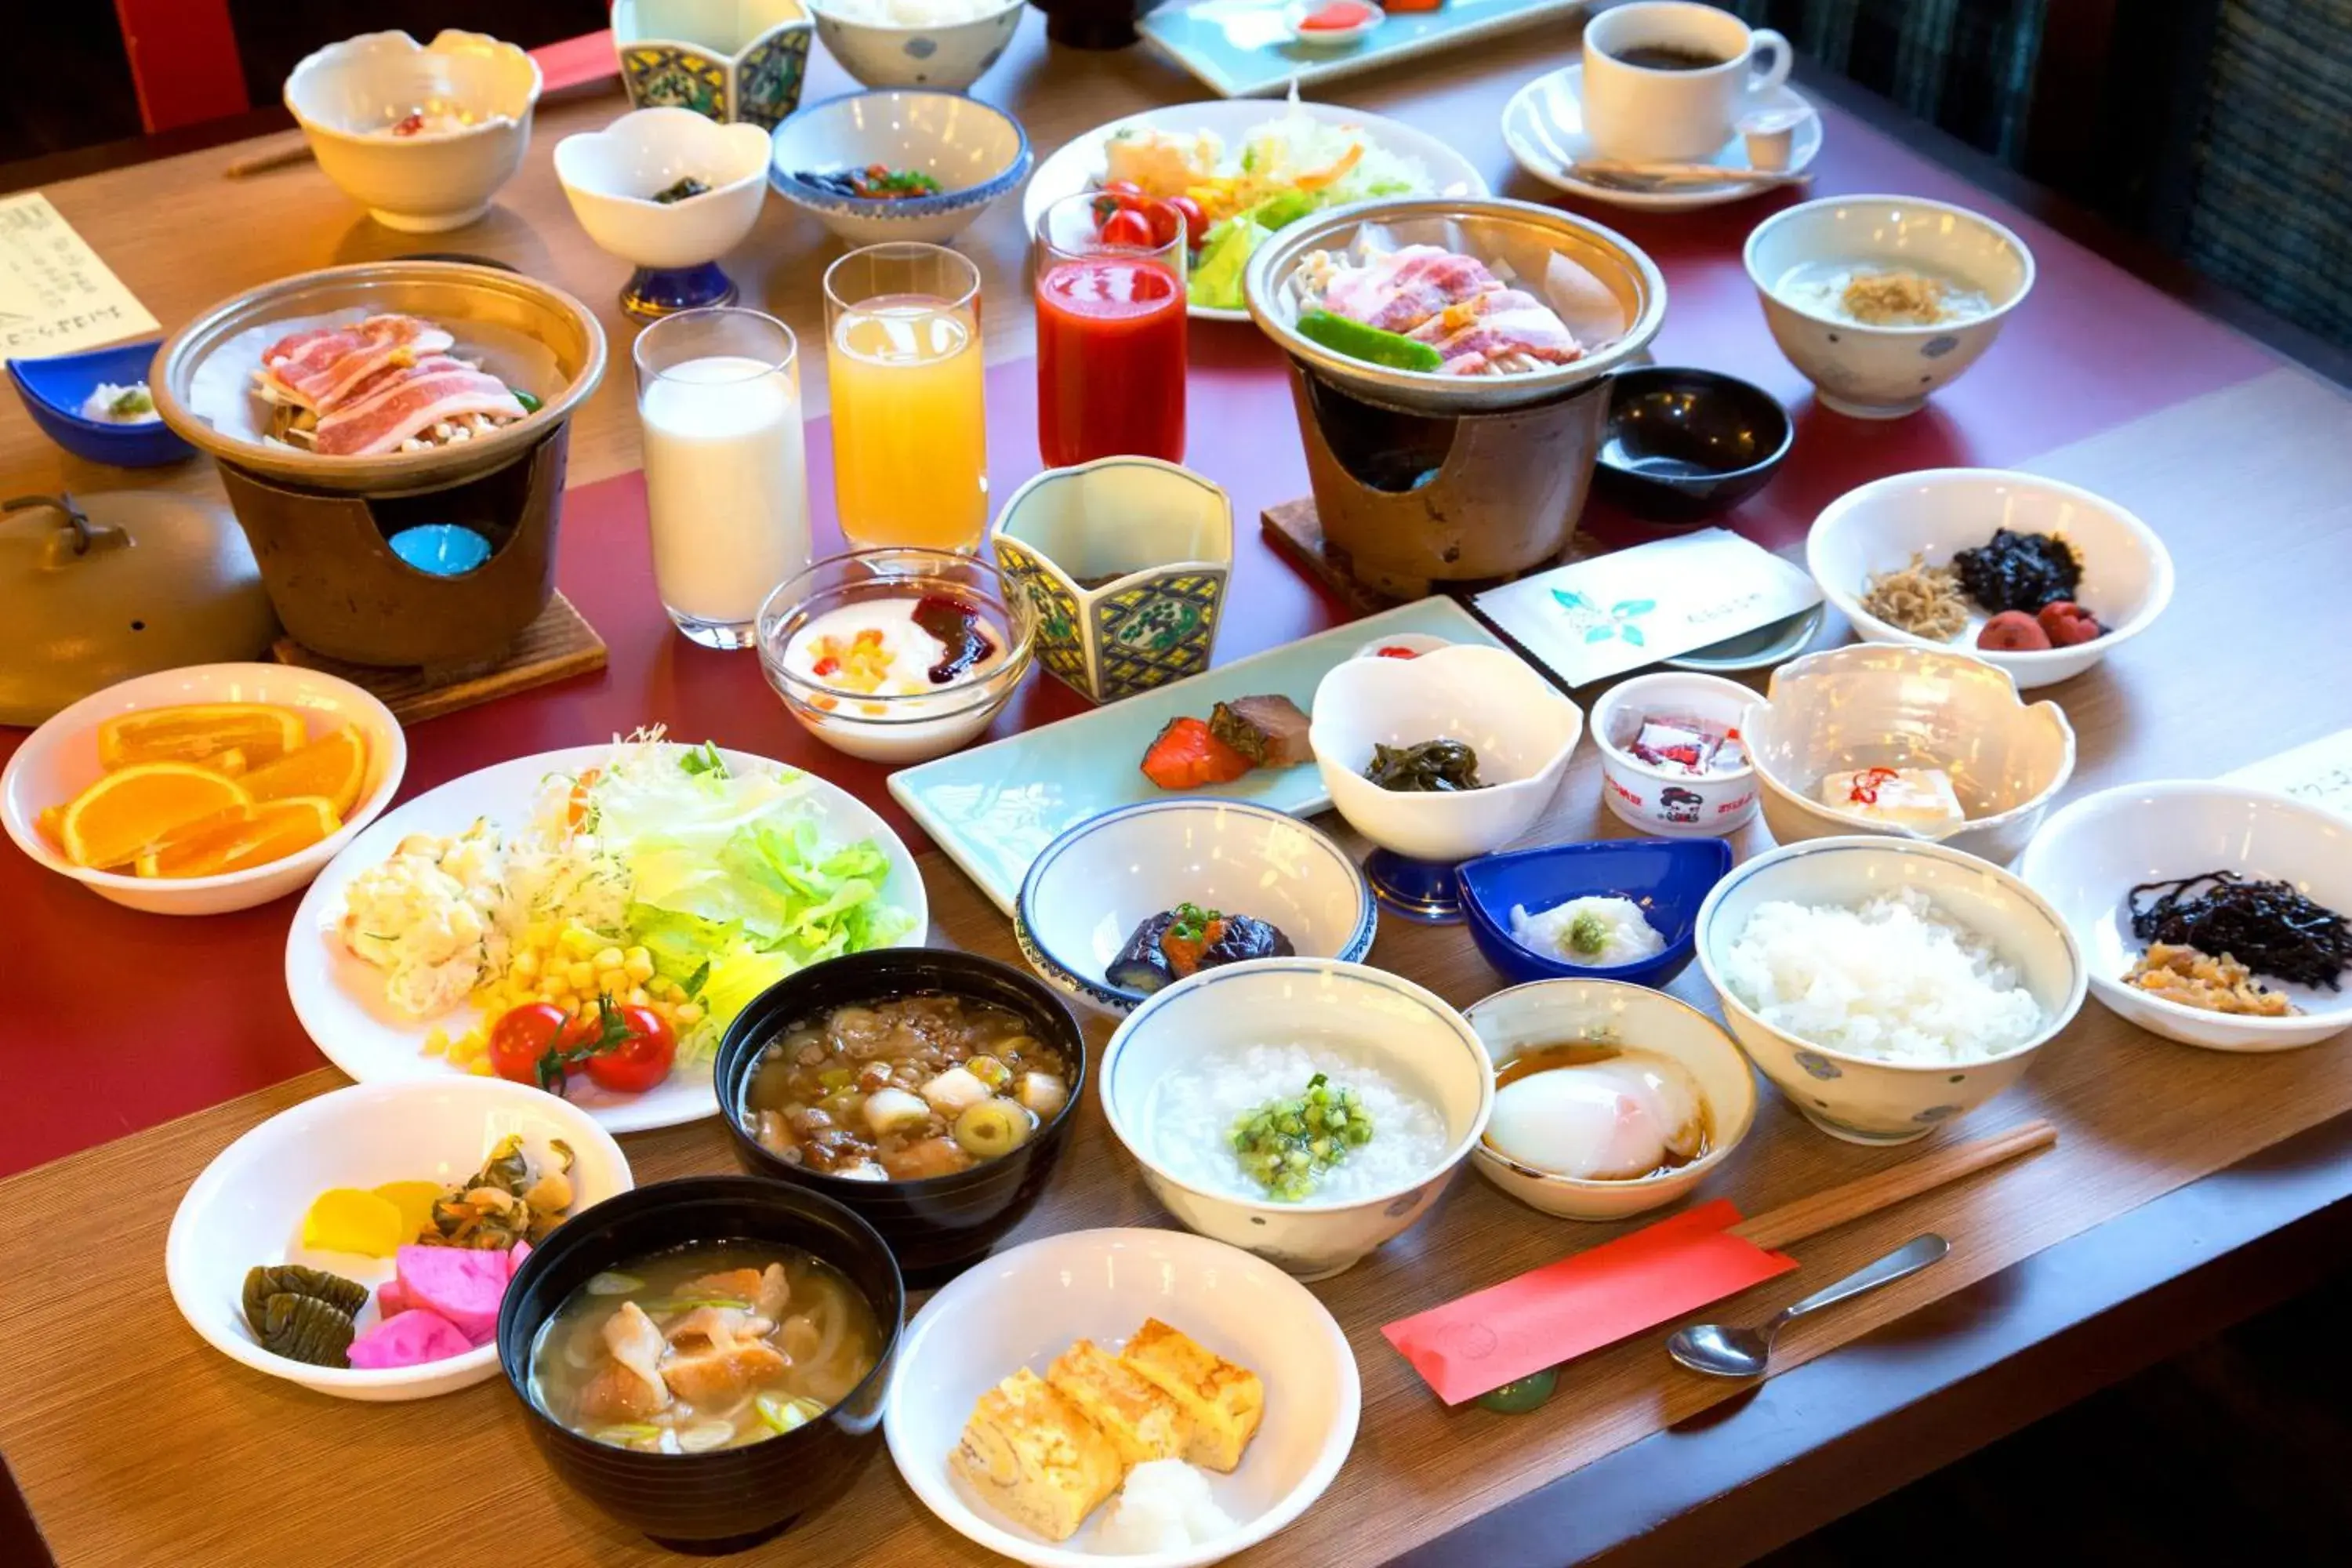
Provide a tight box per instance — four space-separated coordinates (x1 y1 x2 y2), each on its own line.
1099 958 1494 1280
1694 836 2084 1144
1744 194 2034 419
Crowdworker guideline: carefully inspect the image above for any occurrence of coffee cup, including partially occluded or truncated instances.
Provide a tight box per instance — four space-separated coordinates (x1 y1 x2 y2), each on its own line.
1582 2 1792 163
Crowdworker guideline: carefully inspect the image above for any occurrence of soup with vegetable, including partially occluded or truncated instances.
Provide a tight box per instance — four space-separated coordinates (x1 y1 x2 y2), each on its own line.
743 993 1073 1181
530 1242 881 1453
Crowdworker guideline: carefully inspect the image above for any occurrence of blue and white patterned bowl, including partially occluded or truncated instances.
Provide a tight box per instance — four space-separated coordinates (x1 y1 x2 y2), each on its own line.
1015 799 1377 1018
1693 835 2084 1145
807 0 1024 92
768 89 1030 245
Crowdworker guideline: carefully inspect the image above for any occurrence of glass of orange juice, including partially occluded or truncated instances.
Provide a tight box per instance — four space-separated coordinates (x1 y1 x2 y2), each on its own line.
822 243 989 554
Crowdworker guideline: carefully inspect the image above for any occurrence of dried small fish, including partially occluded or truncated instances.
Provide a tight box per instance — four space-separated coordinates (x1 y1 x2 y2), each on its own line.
1860 553 1969 641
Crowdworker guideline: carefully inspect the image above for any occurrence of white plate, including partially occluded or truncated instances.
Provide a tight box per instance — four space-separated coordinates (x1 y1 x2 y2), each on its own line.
1502 63 1820 213
884 1226 1360 1567
1021 99 1489 322
165 1076 632 1400
285 745 929 1134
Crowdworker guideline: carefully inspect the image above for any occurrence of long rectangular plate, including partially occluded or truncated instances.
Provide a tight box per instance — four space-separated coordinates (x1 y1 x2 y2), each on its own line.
889 597 1501 913
1138 0 1586 100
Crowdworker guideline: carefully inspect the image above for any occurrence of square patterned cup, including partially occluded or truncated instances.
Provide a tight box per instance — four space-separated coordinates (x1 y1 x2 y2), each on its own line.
612 0 814 129
989 457 1232 705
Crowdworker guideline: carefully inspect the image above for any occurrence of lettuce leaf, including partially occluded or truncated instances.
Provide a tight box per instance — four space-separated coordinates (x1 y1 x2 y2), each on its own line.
1189 216 1268 311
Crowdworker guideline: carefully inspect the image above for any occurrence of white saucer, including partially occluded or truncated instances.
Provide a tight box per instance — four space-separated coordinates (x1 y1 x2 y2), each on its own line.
1502 62 1821 213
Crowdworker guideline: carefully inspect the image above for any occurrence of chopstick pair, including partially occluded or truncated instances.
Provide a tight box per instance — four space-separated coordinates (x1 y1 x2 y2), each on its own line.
1385 1119 2056 1405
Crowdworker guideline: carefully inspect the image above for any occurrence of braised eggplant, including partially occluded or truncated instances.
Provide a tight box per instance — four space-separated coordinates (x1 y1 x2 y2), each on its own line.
1107 903 1295 995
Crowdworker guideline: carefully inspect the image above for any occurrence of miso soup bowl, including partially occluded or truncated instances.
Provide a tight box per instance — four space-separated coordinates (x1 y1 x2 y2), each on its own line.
1100 958 1495 1281
714 948 1087 1287
1744 194 2034 419
499 1175 903 1550
1464 978 1758 1221
1693 837 2085 1144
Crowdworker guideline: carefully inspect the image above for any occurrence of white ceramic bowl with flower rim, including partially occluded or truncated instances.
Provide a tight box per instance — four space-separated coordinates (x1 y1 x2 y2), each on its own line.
1099 958 1495 1281
1743 644 2074 866
165 1076 631 1401
554 107 773 271
285 30 541 232
884 1225 1359 1568
1693 836 2086 1144
1465 978 1758 1221
1588 670 1761 839
768 88 1031 245
1806 466 2174 690
1309 644 1584 865
2018 781 2352 1052
0 662 406 916
1744 194 2034 419
808 0 1025 90
1014 799 1377 1018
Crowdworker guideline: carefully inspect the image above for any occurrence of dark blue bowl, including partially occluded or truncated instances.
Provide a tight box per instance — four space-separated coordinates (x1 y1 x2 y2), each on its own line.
1457 837 1736 989
5 339 193 467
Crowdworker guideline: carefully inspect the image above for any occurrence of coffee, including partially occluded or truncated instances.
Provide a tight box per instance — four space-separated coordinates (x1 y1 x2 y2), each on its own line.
1610 42 1732 71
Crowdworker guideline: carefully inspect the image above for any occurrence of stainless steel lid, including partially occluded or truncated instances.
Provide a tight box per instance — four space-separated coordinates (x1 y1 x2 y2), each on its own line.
154 260 606 495
1242 195 1667 415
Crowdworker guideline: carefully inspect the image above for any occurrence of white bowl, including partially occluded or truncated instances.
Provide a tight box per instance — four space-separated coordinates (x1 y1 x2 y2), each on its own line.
554 107 772 270
1100 959 1494 1279
1806 467 2174 689
1465 979 1758 1221
768 88 1032 245
2018 782 2352 1051
1693 836 2086 1143
1015 800 1377 1018
1588 671 1760 838
0 662 407 916
884 1226 1358 1567
1309 644 1584 864
165 1077 631 1400
1744 644 2074 866
285 30 540 232
1743 194 2034 419
808 0 1025 90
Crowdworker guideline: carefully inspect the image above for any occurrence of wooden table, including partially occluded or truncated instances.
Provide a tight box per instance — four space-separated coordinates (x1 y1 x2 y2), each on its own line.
7 14 2352 1568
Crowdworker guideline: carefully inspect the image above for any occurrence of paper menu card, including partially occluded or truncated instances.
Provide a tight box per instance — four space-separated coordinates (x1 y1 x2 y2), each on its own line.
2224 728 2352 821
1382 1200 1797 1405
0 192 160 358
1472 529 1824 688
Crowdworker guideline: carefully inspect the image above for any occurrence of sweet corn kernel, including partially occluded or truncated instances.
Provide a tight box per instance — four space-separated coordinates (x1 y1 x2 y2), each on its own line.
467 1057 494 1076
422 1027 449 1058
623 953 655 984
676 1001 705 1025
524 920 556 949
626 985 651 1007
561 927 599 957
568 960 595 990
597 967 626 996
593 946 626 972
511 949 539 980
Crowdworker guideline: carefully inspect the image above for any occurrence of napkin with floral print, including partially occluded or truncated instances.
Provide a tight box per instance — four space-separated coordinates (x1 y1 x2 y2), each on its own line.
1472 529 1822 688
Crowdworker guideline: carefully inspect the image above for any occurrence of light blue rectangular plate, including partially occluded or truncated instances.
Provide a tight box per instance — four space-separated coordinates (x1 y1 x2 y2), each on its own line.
1138 0 1586 100
890 598 1501 913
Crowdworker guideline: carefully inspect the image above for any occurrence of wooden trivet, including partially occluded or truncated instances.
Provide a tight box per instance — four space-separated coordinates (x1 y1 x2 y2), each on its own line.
1261 495 1603 613
270 590 607 724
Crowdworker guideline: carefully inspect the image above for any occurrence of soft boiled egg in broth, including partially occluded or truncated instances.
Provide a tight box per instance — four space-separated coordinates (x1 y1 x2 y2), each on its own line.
1483 1044 1711 1181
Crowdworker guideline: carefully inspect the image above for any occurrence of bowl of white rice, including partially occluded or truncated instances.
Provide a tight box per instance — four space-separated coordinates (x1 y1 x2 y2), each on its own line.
1693 836 2084 1143
1100 958 1494 1281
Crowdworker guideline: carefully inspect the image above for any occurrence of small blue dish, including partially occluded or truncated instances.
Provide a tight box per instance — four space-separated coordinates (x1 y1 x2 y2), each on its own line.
5 340 193 467
1457 837 1736 990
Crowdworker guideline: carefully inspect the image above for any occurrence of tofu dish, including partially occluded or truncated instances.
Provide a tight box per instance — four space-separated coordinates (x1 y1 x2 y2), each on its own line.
953 1317 1265 1548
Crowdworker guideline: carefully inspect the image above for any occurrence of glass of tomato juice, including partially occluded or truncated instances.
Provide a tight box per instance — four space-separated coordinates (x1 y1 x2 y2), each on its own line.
1033 191 1188 467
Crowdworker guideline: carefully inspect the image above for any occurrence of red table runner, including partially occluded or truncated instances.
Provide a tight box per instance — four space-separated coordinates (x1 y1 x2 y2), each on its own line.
0 100 2280 1177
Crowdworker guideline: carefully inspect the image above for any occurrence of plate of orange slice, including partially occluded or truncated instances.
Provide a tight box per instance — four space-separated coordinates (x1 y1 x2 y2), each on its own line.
1 663 405 914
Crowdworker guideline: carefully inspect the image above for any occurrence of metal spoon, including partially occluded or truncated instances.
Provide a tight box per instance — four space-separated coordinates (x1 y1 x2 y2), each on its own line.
1668 1233 1950 1378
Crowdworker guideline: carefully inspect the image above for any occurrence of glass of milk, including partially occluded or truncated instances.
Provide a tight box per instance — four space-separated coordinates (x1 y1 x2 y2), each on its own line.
633 307 811 649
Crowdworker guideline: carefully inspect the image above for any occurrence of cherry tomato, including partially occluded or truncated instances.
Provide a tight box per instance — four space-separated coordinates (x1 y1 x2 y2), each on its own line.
1138 198 1183 249
488 1003 571 1085
1102 180 1144 201
1163 194 1204 250
1100 207 1156 249
582 1006 678 1095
